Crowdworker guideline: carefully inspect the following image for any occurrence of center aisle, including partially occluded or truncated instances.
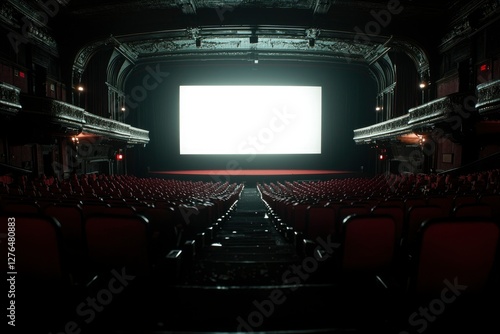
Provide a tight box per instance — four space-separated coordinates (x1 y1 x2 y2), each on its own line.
185 186 300 285
86 186 395 333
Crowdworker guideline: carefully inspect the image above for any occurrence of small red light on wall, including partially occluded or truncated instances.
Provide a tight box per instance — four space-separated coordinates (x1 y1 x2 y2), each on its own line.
116 154 123 160
379 154 385 160
19 71 25 78
480 64 488 72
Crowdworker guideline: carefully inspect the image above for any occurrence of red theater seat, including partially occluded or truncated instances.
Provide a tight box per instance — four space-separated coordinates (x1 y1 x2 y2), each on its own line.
42 203 86 276
427 195 454 215
405 205 448 252
409 217 500 297
0 213 77 328
84 213 152 276
291 202 310 232
337 205 370 233
305 205 336 240
453 203 493 218
479 194 500 219
371 204 405 244
339 214 396 276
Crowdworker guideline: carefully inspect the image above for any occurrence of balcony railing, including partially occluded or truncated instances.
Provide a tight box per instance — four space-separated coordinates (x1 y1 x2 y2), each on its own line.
0 82 22 114
476 79 500 114
19 95 149 144
353 114 411 143
354 93 474 144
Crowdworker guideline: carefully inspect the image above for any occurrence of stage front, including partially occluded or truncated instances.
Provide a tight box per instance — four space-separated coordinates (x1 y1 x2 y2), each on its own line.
150 169 359 185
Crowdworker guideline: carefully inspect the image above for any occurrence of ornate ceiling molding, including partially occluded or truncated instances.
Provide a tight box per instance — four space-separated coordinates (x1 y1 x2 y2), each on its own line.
111 26 391 65
69 0 332 14
177 0 197 14
2 0 61 56
439 0 500 52
390 39 430 79
313 0 334 15
0 2 15 26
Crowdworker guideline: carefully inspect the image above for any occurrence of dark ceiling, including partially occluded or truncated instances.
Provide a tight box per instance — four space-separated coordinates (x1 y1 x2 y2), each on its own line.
45 0 468 59
6 0 495 84
55 0 452 43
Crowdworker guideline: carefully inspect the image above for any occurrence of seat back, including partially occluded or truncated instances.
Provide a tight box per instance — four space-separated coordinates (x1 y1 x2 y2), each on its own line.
479 194 500 219
306 205 336 240
338 205 370 233
427 195 454 215
43 203 84 246
291 203 310 232
371 205 405 242
341 214 396 274
405 205 447 251
1 214 65 282
453 194 478 208
1 201 40 214
142 206 178 253
84 214 151 276
453 203 493 218
412 217 500 296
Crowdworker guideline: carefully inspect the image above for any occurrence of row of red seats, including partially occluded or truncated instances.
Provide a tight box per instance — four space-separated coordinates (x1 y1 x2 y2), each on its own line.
257 174 500 306
1 177 244 283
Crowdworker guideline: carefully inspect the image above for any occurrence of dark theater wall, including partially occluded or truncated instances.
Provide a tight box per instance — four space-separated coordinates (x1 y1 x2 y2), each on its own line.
124 61 377 176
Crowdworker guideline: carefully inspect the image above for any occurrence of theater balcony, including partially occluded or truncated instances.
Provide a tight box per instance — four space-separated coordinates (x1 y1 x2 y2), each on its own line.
476 78 500 116
353 92 477 145
0 82 22 117
17 95 149 145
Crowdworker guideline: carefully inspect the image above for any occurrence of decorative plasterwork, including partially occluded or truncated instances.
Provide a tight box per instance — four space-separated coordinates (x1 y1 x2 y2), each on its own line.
7 0 48 26
4 0 60 56
0 82 22 115
19 96 149 144
109 36 138 64
24 24 59 54
353 115 412 143
313 0 333 15
73 39 114 77
0 2 15 25
177 0 197 14
83 114 149 144
84 113 131 138
72 27 427 101
390 39 430 79
120 26 388 65
20 96 86 126
476 79 500 114
69 0 332 14
407 97 455 125
128 127 151 144
353 93 475 144
440 0 500 52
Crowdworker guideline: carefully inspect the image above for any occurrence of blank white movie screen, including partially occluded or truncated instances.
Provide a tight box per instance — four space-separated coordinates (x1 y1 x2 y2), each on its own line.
179 85 322 155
